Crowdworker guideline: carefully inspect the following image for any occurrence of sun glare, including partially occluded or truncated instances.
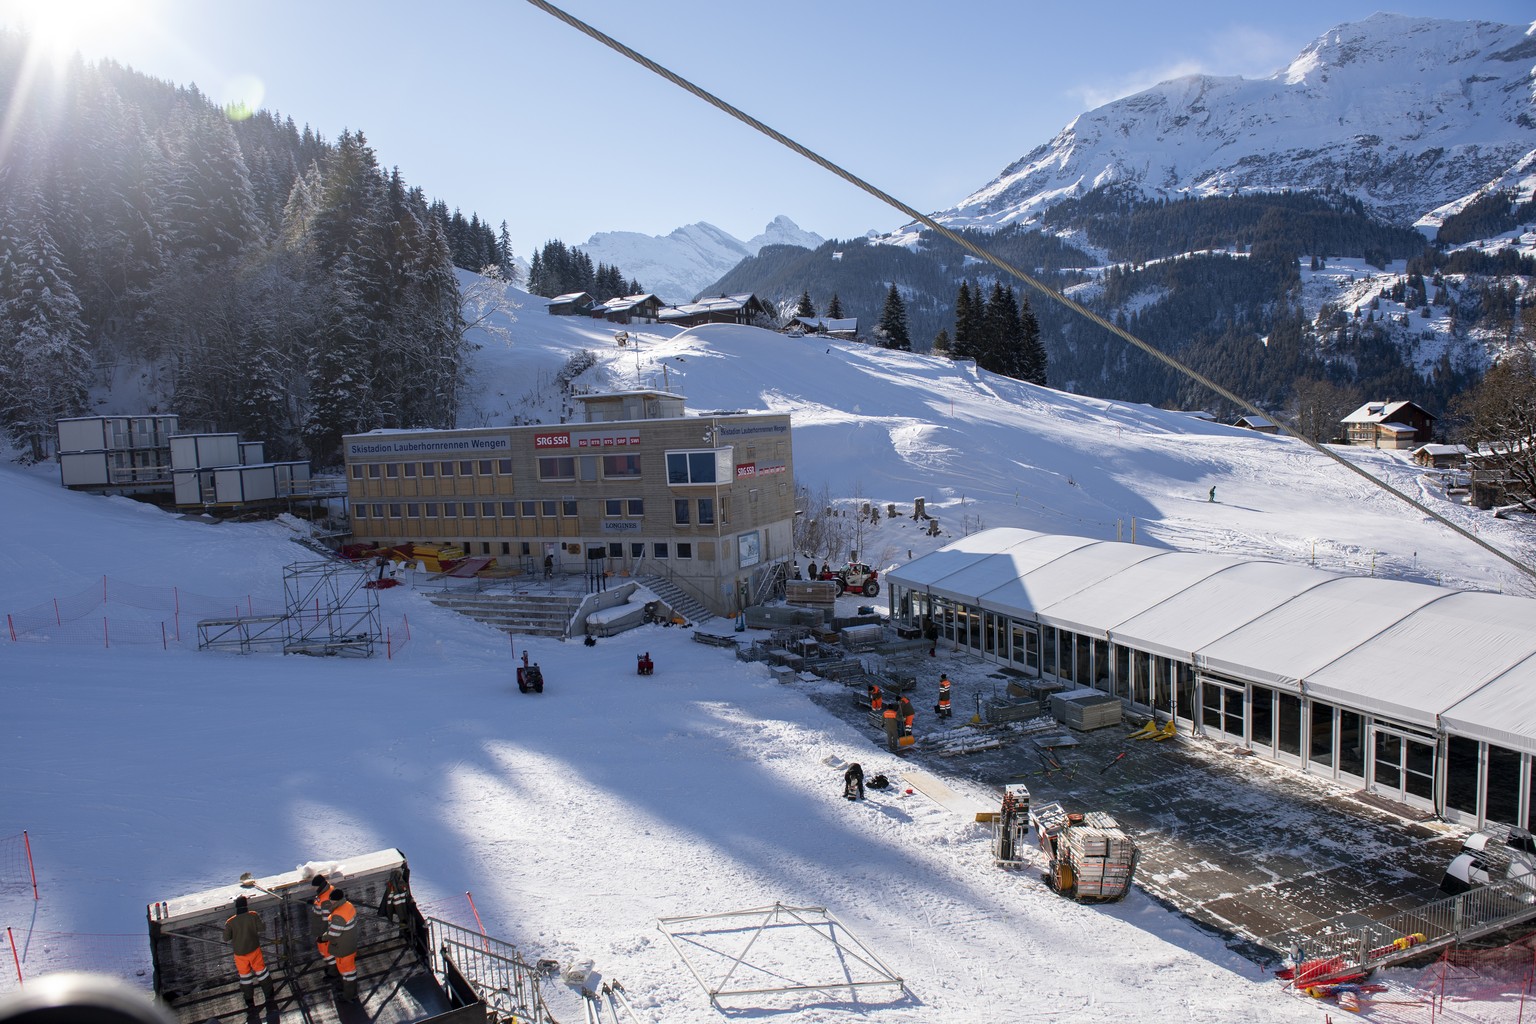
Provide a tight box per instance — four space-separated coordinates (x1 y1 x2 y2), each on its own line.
0 0 137 63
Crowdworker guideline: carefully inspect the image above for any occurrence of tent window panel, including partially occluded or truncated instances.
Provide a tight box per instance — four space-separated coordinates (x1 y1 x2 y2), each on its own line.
1528 758 1536 833
1446 736 1480 816
1486 744 1521 825
1114 645 1130 698
1374 732 1402 789
1153 657 1173 715
1092 639 1109 690
1251 688 1274 747
1131 651 1151 707
1309 701 1335 769
1277 694 1302 757
1042 628 1057 677
1174 664 1195 722
1339 710 1365 778
1075 634 1092 685
1405 739 1435 801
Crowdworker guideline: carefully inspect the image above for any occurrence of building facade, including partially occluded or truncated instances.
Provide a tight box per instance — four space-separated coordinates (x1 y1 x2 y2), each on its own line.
887 528 1536 832
342 392 796 616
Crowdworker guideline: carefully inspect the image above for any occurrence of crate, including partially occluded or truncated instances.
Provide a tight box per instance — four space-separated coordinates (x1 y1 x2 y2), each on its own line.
1050 691 1123 731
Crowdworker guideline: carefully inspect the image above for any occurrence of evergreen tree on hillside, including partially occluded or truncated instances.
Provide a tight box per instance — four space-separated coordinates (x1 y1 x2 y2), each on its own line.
158 103 261 265
980 281 1023 377
1018 295 1047 385
932 327 951 356
826 293 844 319
951 280 978 361
0 191 92 460
794 289 816 318
876 283 910 350
496 221 520 284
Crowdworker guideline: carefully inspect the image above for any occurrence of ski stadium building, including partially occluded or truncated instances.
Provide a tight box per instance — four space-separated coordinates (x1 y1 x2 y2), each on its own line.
886 528 1536 831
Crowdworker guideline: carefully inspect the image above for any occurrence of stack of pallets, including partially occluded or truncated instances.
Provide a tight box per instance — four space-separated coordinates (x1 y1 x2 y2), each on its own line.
1050 691 1123 731
1062 814 1137 900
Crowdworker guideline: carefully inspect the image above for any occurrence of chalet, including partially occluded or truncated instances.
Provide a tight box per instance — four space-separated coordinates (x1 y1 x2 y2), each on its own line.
545 292 595 316
1341 400 1436 449
657 293 773 328
591 294 664 325
785 316 858 341
1234 415 1279 434
1412 443 1471 469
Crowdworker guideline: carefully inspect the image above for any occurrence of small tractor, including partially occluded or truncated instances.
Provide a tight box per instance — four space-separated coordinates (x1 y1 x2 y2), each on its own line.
516 650 544 693
819 561 880 597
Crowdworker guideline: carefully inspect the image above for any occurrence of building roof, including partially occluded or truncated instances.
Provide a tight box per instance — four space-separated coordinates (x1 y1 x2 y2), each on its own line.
1342 400 1434 424
889 528 1536 753
790 317 859 332
545 291 594 305
657 293 764 320
1414 443 1471 457
600 293 662 311
1235 415 1275 429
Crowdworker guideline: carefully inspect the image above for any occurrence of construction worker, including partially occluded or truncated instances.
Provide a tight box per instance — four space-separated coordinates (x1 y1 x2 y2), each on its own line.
310 874 336 969
223 895 276 1009
868 683 883 714
935 674 952 719
323 888 361 1002
882 703 900 752
898 695 915 740
380 868 414 935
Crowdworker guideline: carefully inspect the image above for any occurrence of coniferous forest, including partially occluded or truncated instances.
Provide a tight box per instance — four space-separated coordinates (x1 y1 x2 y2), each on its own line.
0 34 519 465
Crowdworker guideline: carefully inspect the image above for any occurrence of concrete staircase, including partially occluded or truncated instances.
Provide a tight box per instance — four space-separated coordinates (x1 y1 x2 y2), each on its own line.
424 590 584 639
634 575 714 627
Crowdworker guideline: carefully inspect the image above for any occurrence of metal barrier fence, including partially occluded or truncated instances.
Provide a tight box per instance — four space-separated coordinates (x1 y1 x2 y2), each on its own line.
426 917 555 1024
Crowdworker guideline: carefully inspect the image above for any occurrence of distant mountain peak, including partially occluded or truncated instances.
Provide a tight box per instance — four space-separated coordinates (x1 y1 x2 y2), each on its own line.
582 217 823 304
914 13 1536 235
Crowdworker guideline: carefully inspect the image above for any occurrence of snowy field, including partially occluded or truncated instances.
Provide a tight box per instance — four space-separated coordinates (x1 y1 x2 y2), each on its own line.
3 278 1532 1022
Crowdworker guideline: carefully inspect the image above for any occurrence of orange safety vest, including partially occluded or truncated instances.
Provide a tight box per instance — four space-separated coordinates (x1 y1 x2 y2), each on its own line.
882 706 898 723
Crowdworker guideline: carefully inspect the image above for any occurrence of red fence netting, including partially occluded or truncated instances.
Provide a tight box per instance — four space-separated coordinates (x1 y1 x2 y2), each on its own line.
4 576 281 648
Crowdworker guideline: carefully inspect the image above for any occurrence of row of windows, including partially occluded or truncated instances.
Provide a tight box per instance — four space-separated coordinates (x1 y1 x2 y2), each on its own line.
538 454 642 481
356 499 578 520
352 459 514 480
452 541 695 560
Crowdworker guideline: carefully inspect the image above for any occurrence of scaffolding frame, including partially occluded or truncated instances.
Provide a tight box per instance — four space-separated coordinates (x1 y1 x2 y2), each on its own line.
283 560 380 656
657 902 905 1008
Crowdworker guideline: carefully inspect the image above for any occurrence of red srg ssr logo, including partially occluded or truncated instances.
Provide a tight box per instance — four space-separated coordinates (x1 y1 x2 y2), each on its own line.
533 432 570 448
736 463 756 478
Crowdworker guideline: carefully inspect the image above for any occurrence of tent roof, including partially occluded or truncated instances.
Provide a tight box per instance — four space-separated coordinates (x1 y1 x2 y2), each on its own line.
887 528 1536 748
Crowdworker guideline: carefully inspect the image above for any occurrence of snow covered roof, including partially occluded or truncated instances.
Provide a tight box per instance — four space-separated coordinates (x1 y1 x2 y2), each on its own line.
1342 400 1433 424
889 528 1536 750
602 293 661 310
657 294 764 320
545 291 594 305
1235 415 1275 429
791 316 858 332
1414 443 1471 457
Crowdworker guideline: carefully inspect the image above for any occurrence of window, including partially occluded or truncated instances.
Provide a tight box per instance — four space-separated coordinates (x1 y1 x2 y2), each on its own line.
627 498 644 516
676 543 692 559
497 459 513 475
749 488 759 505
460 503 476 518
350 465 362 479
666 450 719 484
478 460 493 475
538 456 576 480
520 500 536 517
698 498 714 525
562 498 578 517
482 502 496 517
370 504 384 519
653 542 669 558
540 500 557 517
354 505 367 518
458 461 474 475
387 504 401 518
501 502 516 517
720 496 730 524
368 464 380 479
420 462 435 477
424 503 438 517
631 543 644 558
439 462 455 477
406 503 420 517
674 499 690 525
441 502 458 517
608 542 622 557
603 454 641 478
385 464 399 478
501 542 511 555
579 455 597 482
404 463 416 478
605 499 623 517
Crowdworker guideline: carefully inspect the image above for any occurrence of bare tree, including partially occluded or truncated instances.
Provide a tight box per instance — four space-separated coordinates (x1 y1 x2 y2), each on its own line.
1291 378 1363 443
1458 348 1536 512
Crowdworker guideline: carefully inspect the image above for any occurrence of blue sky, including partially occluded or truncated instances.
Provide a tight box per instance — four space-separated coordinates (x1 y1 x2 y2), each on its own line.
2 0 1532 255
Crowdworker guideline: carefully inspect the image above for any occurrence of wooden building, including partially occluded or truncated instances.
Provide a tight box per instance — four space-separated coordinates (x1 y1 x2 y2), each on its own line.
1342 400 1436 449
657 293 773 328
544 291 595 316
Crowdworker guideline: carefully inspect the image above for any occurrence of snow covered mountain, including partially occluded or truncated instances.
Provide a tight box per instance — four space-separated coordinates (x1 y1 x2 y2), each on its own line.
580 215 823 304
925 14 1536 233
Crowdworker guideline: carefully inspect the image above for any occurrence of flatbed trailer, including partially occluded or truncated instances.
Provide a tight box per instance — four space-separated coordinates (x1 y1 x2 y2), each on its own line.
147 849 504 1024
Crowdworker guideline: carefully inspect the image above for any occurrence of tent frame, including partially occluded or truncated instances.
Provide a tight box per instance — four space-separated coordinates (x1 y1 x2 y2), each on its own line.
657 902 905 1007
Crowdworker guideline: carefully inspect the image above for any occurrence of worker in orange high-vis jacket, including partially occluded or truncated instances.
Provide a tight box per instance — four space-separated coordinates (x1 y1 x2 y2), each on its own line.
224 895 277 1009
882 703 900 752
935 674 952 719
898 695 915 740
310 874 336 971
323 888 360 1002
868 683 883 714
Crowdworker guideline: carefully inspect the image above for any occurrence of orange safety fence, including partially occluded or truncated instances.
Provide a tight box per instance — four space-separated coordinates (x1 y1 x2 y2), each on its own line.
0 833 38 900
4 575 281 648
386 613 412 659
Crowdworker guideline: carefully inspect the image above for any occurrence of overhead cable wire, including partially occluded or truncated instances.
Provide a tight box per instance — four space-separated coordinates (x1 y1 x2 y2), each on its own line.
523 0 1536 587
